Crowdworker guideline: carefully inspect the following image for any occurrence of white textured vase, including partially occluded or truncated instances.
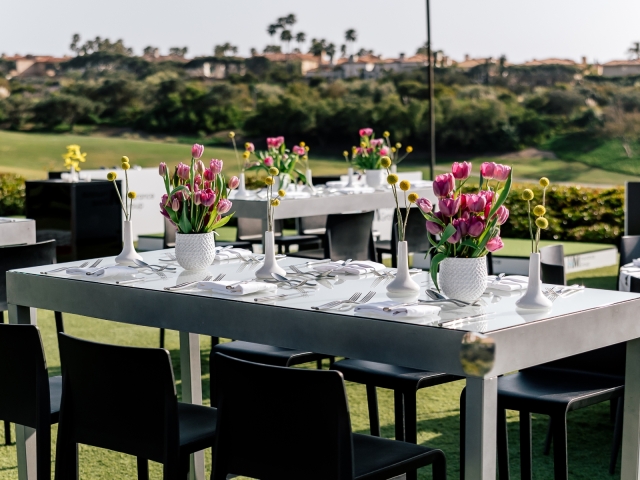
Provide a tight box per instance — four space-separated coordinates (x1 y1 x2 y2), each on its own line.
439 257 488 303
387 241 420 294
516 253 553 309
255 231 286 279
345 167 355 187
274 174 292 192
175 232 216 271
234 172 251 199
365 169 384 189
115 220 143 265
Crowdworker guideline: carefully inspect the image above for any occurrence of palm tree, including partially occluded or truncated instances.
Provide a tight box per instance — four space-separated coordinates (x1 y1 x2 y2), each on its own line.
296 32 306 47
326 43 336 64
267 24 279 39
309 38 327 58
629 42 640 60
285 14 297 27
280 30 293 54
345 29 357 56
340 44 347 58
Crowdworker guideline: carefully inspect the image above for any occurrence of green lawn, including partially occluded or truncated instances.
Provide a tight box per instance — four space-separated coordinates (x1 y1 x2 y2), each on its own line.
495 238 614 257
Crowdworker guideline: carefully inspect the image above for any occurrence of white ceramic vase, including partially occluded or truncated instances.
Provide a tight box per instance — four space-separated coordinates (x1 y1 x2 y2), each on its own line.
304 168 316 194
345 167 355 187
255 231 286 279
175 232 216 271
387 241 420 294
439 257 488 303
390 164 398 174
365 169 384 189
115 220 143 265
274 174 292 192
234 172 251 199
516 253 553 309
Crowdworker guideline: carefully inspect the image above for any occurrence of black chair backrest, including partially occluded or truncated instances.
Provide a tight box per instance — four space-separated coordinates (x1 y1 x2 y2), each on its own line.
211 353 354 480
299 215 327 234
57 333 179 463
0 240 56 310
324 211 375 261
540 244 565 285
390 208 432 254
163 217 176 249
0 324 50 429
236 217 282 240
631 276 640 294
537 343 626 379
620 235 640 267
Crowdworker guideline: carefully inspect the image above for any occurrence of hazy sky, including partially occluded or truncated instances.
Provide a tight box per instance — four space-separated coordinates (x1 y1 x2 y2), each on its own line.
3 0 639 63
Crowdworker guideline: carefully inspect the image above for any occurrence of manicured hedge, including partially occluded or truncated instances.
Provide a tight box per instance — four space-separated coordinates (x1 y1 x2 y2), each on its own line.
0 173 26 217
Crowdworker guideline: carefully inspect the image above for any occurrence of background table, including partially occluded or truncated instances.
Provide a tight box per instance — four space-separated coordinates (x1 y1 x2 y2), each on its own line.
7 250 640 480
0 218 35 246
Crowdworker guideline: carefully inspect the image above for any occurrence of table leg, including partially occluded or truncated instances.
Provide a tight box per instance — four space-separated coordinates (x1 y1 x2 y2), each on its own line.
464 376 497 480
621 338 640 480
180 332 205 480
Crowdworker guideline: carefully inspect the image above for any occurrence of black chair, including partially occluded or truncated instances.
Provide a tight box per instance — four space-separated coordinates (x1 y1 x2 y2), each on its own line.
0 324 61 480
619 235 640 269
290 211 376 261
163 217 176 249
376 208 431 268
540 244 566 286
210 352 447 480
55 333 217 480
631 275 640 293
0 240 65 445
236 217 282 245
275 215 326 254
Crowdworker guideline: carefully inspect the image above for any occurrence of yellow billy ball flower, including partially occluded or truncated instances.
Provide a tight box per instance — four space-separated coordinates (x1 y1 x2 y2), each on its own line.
343 151 349 157
242 151 250 159
268 167 279 176
383 131 390 137
121 162 131 170
121 156 129 164
391 147 397 153
305 146 310 152
270 199 280 207
265 176 274 186
387 173 399 185
380 156 392 168
278 189 286 197
244 142 251 149
228 131 235 138
522 189 534 201
127 191 137 199
395 143 402 148
407 192 419 203
106 171 117 181
299 141 306 147
533 205 546 217
360 141 366 148
399 180 411 191
535 217 549 229
302 155 308 161
539 177 550 187
406 146 413 153
351 146 357 153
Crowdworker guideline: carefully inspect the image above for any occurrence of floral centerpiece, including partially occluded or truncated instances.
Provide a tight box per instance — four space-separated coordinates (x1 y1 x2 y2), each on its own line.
245 136 309 190
158 144 238 270
255 167 287 279
62 144 87 182
107 156 141 265
419 161 512 302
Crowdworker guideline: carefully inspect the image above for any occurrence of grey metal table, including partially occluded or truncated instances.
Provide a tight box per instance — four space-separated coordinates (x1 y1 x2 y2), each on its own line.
7 249 640 480
0 218 35 246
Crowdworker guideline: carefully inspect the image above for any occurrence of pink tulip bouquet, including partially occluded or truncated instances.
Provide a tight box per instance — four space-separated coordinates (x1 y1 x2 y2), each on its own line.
418 161 513 288
344 128 413 171
159 144 238 234
245 136 309 185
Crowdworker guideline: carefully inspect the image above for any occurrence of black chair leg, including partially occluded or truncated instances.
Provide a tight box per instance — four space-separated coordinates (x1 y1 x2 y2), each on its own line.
520 411 532 480
497 408 510 480
394 390 405 442
316 359 322 369
432 452 447 480
159 328 165 349
610 398 617 423
610 397 624 474
54 311 65 333
36 425 51 480
328 356 335 368
404 391 418 480
543 417 552 455
137 457 149 480
459 388 466 480
552 413 569 480
211 336 219 348
365 384 381 436
3 420 10 445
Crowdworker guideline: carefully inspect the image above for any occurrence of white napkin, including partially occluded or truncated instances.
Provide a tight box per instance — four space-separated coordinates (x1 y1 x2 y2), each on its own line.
215 248 253 261
65 266 134 277
313 261 386 275
354 301 441 318
282 191 311 199
338 187 376 194
486 275 529 291
632 259 640 268
197 280 277 296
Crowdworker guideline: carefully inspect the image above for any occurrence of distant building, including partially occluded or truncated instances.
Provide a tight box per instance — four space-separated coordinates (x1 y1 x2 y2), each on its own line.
602 59 640 77
262 53 321 75
455 54 498 70
2 54 70 78
184 57 245 79
519 58 580 67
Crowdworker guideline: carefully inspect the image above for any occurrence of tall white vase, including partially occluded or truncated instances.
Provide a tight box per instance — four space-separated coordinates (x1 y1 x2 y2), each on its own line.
387 241 420 294
175 232 216 271
345 167 355 187
234 172 251 198
255 231 286 279
304 168 316 194
390 164 398 174
516 253 552 309
115 220 143 265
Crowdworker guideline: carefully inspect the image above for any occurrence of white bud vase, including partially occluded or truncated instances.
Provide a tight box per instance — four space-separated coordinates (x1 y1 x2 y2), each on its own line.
115 220 143 265
304 168 316 194
516 253 552 309
256 231 286 279
234 172 251 199
387 241 420 294
346 167 355 187
390 164 398 174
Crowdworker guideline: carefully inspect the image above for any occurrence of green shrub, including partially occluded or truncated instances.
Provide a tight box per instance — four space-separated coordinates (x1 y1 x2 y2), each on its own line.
0 173 26 216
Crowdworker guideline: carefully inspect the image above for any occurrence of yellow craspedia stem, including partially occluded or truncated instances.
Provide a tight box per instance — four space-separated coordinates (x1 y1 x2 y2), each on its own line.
535 217 549 229
127 191 137 199
107 172 117 181
380 156 392 168
270 199 280 207
265 176 274 186
121 162 130 170
399 180 411 191
268 167 279 176
228 131 235 138
522 189 534 201
387 174 399 185
121 156 129 164
539 177 550 187
277 189 286 197
407 192 419 203
406 146 413 153
302 155 308 161
383 131 390 137
533 205 546 217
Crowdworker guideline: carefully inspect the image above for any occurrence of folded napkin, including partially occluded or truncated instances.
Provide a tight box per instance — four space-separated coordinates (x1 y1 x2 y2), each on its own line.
633 259 640 268
313 261 386 275
65 266 134 277
338 187 376 194
354 301 441 318
281 191 311 199
486 275 529 291
197 280 277 296
215 248 253 261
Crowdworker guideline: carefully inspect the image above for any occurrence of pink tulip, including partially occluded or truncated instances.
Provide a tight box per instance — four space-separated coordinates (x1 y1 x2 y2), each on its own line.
160 206 171 219
194 175 202 187
209 159 223 175
468 216 485 237
228 176 240 190
264 156 274 167
370 138 384 147
486 236 504 252
493 164 511 182
452 161 472 180
478 190 494 203
446 218 467 243
200 188 216 207
267 136 285 148
292 145 305 155
217 198 232 214
465 194 486 213
171 197 180 211
416 197 432 214
433 173 455 198
203 169 214 182
426 212 445 235
176 162 190 180
359 128 373 137
191 144 204 159
438 196 461 217
245 142 255 152
194 191 202 205
158 162 167 176
161 193 168 206
480 162 496 179
195 160 205 175
496 205 509 225
379 147 389 156
275 136 285 147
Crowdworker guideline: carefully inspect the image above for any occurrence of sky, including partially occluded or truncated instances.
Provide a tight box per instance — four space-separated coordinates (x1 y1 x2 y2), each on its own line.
2 0 640 64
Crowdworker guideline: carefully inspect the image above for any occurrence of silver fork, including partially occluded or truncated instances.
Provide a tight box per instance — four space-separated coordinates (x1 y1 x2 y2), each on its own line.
544 288 560 303
226 278 256 290
311 292 362 310
42 261 89 274
164 274 219 291
337 291 377 310
89 259 103 268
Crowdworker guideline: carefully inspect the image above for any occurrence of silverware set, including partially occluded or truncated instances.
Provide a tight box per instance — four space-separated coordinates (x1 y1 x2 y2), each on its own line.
254 291 310 302
544 285 584 302
311 291 376 310
164 274 223 291
42 261 89 274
